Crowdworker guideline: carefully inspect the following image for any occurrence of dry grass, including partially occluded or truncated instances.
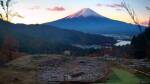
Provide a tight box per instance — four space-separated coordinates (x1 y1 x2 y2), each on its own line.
0 67 37 84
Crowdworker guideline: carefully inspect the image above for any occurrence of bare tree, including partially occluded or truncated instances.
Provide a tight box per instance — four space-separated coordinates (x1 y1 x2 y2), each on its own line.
121 1 142 32
121 0 148 41
148 18 150 28
0 0 22 61
1 36 19 61
0 0 11 21
0 0 23 22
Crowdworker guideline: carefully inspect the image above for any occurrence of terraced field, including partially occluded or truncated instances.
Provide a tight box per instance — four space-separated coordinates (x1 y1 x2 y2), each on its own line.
0 55 149 84
0 55 109 84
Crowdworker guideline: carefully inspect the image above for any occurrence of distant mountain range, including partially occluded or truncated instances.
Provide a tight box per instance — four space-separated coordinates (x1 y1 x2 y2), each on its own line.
0 19 116 54
46 8 144 36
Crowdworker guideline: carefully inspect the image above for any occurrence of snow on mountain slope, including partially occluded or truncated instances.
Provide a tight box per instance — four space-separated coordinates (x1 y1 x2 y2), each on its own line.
66 8 103 18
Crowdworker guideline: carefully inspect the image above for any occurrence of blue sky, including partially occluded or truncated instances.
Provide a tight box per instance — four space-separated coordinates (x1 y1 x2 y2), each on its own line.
9 0 150 25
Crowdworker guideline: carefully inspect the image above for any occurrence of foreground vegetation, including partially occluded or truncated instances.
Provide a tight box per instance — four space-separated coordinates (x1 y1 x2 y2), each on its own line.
107 68 140 84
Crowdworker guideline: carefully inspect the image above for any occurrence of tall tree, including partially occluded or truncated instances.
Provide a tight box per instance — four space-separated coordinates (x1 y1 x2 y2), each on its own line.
122 0 150 59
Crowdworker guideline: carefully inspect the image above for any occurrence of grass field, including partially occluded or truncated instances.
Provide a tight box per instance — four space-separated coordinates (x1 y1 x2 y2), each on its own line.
135 73 150 83
106 68 140 84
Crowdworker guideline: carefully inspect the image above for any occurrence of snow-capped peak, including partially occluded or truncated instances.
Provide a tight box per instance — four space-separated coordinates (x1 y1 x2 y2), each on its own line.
66 8 103 18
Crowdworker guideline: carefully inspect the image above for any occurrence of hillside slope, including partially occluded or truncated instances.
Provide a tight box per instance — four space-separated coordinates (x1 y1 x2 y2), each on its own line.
0 20 116 54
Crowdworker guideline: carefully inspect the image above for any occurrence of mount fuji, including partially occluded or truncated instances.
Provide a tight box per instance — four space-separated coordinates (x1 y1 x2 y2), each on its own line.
46 8 144 36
